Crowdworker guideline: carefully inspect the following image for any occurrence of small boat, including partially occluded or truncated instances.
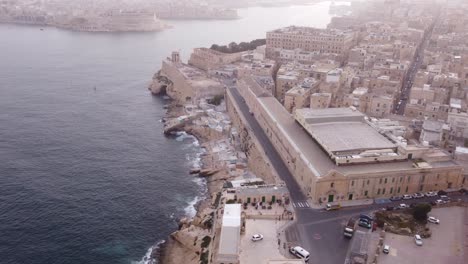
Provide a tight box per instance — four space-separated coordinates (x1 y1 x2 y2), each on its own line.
40 28 44 31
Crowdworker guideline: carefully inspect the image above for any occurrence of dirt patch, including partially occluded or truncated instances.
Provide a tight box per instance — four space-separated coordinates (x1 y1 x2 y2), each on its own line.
375 210 431 237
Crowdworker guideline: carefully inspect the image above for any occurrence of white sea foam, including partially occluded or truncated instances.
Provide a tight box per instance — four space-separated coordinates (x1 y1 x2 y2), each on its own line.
133 240 165 264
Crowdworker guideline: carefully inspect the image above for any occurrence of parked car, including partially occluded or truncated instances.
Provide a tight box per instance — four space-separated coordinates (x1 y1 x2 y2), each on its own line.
359 214 373 222
428 216 440 224
251 234 264 241
290 246 310 262
439 195 450 201
434 199 445 205
413 193 424 199
425 191 437 197
358 219 372 229
383 245 390 254
403 194 412 200
390 196 403 201
437 190 448 196
399 203 408 209
414 234 423 246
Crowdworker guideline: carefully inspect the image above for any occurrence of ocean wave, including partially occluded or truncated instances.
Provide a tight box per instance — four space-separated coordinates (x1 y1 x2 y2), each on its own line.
133 240 165 264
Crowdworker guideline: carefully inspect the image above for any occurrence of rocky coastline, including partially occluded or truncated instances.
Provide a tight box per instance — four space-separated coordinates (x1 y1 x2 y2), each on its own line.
151 100 229 264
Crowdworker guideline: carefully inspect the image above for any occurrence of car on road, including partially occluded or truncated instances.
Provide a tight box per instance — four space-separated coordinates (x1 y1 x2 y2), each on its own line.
414 234 423 246
403 194 412 200
434 199 446 205
439 195 450 201
414 193 425 198
326 203 341 211
398 203 408 209
290 246 310 262
251 234 264 241
390 196 403 201
383 245 390 254
428 216 440 224
358 219 372 229
425 191 437 197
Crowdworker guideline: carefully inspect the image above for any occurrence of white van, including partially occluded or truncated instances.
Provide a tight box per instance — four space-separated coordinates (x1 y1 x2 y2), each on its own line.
289 246 310 262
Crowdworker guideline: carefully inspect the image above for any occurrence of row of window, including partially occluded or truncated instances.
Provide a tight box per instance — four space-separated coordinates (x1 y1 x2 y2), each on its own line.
346 174 444 188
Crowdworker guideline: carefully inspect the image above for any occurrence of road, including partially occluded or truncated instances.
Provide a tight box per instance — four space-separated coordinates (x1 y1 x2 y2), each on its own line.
396 13 440 115
227 85 468 263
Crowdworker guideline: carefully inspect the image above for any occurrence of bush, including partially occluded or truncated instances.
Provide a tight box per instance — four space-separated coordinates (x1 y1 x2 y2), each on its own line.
207 94 224 106
210 39 266 54
412 203 432 222
201 236 211 248
226 199 236 204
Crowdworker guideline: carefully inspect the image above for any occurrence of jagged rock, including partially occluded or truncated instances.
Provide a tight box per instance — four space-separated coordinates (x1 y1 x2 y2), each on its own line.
178 217 191 230
199 169 219 177
192 208 214 229
189 168 201 174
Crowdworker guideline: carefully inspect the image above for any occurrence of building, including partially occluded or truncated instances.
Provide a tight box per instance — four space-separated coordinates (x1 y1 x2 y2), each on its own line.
216 204 242 264
188 47 242 71
159 54 224 102
229 76 464 204
284 78 319 113
266 26 356 60
310 93 332 109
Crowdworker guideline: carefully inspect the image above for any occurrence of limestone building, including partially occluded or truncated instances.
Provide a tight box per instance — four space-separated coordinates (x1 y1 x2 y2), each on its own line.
230 76 464 205
266 26 356 60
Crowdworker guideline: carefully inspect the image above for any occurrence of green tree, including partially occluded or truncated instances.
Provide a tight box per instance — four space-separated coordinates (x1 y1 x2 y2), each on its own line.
412 203 432 222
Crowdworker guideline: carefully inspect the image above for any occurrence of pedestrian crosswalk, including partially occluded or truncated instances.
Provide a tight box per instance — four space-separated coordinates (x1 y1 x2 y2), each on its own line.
292 201 310 208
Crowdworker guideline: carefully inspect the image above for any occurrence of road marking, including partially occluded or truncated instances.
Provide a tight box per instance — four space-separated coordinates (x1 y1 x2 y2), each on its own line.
313 233 322 240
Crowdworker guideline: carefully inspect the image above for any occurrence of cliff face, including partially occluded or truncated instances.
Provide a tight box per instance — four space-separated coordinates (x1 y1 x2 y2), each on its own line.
148 71 173 95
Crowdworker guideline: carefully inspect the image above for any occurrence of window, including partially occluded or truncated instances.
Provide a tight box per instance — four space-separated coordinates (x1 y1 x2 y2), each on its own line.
400 177 403 182
379 178 382 184
390 187 393 194
364 190 368 196
392 178 395 183
419 185 423 191
397 187 401 193
351 180 354 187
367 180 370 185
422 175 425 182
384 178 387 184
331 182 334 188
405 186 408 192
377 189 381 195
383 188 386 194
407 176 411 183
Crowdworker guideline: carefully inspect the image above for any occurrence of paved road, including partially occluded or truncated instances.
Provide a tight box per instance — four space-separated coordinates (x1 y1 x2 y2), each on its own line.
227 85 468 263
396 13 439 115
228 87 307 202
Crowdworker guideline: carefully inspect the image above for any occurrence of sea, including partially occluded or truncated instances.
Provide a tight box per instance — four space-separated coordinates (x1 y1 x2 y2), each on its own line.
0 1 344 263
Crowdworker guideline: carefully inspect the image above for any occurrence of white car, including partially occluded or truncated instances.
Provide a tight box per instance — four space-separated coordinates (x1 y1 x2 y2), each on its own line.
399 203 408 209
383 244 390 254
251 234 264 241
403 194 412 200
434 199 445 205
414 234 423 246
425 191 437 197
428 216 440 224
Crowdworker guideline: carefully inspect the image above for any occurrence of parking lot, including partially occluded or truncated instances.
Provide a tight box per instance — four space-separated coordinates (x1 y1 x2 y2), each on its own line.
377 206 467 264
239 219 289 264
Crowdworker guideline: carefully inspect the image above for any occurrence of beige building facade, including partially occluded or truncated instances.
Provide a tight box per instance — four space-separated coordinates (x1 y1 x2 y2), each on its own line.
230 76 464 205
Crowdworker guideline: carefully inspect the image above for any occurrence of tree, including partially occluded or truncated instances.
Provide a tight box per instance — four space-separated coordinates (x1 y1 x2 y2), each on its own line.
412 203 432 222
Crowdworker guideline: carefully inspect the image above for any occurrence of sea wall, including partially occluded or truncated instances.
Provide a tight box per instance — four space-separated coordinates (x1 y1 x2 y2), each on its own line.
225 89 280 185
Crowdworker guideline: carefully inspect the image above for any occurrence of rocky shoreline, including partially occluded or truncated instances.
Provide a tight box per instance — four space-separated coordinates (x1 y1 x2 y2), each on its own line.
152 101 230 264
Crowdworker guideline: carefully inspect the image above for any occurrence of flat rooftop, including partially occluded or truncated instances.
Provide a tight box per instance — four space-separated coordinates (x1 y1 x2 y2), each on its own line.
295 108 396 154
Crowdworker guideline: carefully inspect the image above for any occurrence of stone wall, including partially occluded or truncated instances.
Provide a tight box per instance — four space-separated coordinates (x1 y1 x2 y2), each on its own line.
225 89 280 185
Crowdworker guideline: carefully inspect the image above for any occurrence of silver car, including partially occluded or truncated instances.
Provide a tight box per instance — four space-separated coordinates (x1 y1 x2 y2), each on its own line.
414 234 423 246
